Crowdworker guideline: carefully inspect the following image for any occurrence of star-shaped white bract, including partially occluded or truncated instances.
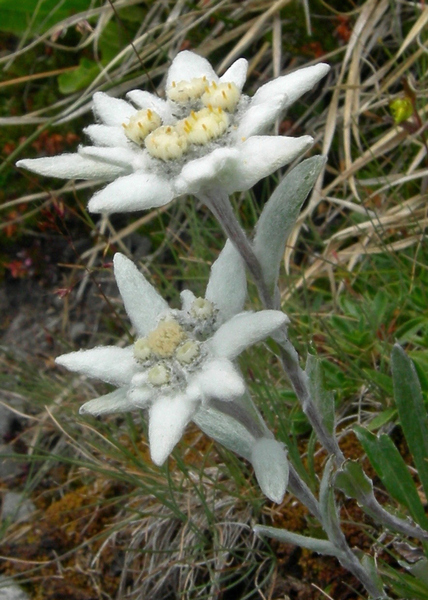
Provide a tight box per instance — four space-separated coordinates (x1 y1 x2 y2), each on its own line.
17 51 330 214
56 248 288 466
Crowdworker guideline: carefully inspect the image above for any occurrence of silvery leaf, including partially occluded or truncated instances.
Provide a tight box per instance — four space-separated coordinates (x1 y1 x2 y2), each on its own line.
253 155 326 292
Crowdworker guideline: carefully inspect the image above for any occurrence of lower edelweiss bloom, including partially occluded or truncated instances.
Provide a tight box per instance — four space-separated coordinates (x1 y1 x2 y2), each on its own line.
56 251 288 466
17 51 330 214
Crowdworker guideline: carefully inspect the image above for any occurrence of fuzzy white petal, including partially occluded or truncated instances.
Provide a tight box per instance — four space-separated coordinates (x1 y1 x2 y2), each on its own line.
126 90 172 121
88 171 174 214
180 289 197 313
127 385 152 408
205 240 247 323
174 146 239 195
56 346 137 386
16 154 125 180
113 253 168 337
84 124 130 148
78 145 136 169
187 358 245 402
251 63 330 111
193 403 254 461
166 51 217 88
236 95 285 138
92 92 136 126
130 371 149 388
227 135 314 192
177 135 313 195
148 394 197 465
209 311 289 360
219 58 248 91
79 387 135 416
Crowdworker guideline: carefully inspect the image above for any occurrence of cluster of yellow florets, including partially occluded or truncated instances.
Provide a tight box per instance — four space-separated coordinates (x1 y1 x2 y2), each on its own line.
145 125 189 161
176 107 229 146
166 77 208 103
122 76 241 161
190 297 214 319
122 109 162 146
133 318 201 387
201 81 240 112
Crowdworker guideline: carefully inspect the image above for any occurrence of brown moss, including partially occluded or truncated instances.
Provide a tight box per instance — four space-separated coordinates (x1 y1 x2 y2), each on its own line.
0 482 127 599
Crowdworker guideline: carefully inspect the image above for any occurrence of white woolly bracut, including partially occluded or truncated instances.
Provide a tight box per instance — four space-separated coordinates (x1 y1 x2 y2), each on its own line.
56 249 288 466
17 51 330 214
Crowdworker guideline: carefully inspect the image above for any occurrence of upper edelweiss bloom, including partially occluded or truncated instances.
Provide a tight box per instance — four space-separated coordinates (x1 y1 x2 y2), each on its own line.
56 250 288 466
17 51 330 214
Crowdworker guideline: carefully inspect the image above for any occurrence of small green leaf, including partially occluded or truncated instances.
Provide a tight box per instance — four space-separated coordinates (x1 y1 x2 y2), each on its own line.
99 22 123 65
339 296 364 320
117 5 146 22
305 353 335 435
354 425 428 530
289 406 311 436
0 0 89 35
253 156 325 292
366 407 397 431
405 559 428 586
364 368 393 396
58 58 100 95
381 561 428 599
409 352 428 395
389 97 413 124
371 290 391 327
395 317 428 342
335 459 374 499
391 344 428 499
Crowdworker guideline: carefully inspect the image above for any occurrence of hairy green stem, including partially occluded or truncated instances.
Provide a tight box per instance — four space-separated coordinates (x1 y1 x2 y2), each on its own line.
288 464 321 521
199 190 274 310
275 328 346 462
199 188 345 463
200 186 428 596
360 487 428 543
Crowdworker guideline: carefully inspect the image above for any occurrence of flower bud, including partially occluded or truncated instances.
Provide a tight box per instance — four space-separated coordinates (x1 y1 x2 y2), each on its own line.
147 364 170 386
123 109 161 145
201 81 240 112
145 126 188 161
167 77 207 104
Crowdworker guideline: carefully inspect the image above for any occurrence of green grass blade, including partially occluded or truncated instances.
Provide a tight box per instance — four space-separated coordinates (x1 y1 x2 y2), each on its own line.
391 344 428 500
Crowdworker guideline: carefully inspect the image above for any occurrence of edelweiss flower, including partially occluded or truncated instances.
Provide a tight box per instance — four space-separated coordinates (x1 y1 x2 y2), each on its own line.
56 250 288 465
17 51 330 214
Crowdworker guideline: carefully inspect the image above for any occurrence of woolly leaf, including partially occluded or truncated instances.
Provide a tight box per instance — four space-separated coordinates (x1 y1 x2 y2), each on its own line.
253 155 325 292
254 524 340 557
335 459 374 499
